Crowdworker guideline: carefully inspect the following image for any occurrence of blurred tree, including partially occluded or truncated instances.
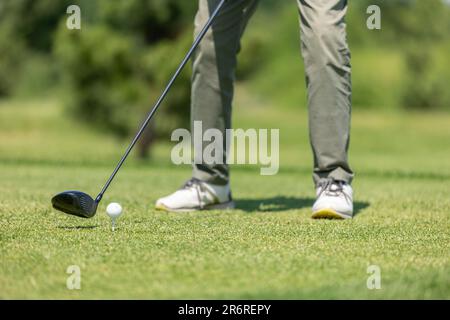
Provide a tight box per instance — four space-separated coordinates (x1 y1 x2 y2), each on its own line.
0 0 70 52
0 0 259 156
55 0 197 158
353 0 450 109
0 23 25 96
358 0 450 43
255 0 450 110
349 0 450 109
0 0 71 96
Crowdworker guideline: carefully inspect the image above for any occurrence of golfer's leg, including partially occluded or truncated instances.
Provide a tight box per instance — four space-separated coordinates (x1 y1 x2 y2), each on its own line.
298 0 354 185
192 0 258 185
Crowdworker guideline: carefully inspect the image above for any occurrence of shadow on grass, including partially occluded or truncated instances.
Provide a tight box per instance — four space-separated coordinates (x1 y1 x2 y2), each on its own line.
236 196 369 216
57 225 99 230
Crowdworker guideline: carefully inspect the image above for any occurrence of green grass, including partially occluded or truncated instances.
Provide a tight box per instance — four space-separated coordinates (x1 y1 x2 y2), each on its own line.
0 87 449 299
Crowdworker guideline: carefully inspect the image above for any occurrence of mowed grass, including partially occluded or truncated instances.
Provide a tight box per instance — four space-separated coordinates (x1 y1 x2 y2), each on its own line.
0 89 449 299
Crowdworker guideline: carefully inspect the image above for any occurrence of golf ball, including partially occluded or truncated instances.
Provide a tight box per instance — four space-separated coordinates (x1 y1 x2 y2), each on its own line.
106 202 122 217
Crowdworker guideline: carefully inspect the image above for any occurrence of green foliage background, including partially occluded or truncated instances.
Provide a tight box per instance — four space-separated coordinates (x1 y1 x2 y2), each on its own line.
0 0 449 153
248 0 450 111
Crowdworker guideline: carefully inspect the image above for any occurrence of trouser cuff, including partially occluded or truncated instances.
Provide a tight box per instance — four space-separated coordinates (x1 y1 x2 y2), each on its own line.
313 167 354 186
192 164 229 186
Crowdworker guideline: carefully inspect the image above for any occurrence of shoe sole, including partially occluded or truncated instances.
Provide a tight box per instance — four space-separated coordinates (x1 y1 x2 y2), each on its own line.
155 201 235 213
311 208 352 220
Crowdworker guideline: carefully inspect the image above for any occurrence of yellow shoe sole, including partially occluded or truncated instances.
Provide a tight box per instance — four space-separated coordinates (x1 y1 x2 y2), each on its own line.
311 208 351 220
155 203 170 212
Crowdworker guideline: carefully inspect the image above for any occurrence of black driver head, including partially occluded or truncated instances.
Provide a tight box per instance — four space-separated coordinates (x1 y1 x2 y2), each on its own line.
51 191 98 218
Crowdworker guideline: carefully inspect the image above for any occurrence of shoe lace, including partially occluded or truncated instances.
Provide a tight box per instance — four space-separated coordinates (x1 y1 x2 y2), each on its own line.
317 179 352 204
182 178 205 209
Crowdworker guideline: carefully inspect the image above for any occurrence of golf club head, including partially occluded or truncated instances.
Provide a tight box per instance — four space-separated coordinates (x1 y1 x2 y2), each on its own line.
51 191 98 218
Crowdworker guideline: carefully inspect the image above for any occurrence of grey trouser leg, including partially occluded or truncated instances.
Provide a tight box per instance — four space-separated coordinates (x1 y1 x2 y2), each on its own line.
191 0 258 185
298 0 354 186
191 0 353 186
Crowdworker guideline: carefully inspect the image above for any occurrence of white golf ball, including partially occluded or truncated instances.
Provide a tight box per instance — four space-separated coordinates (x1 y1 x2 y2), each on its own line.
106 202 122 218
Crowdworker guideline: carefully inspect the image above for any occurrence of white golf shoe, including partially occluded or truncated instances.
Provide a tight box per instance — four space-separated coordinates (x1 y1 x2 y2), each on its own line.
312 179 353 219
155 178 235 212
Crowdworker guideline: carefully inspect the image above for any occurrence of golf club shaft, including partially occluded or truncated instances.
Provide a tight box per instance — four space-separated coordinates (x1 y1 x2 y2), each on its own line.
95 0 227 203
